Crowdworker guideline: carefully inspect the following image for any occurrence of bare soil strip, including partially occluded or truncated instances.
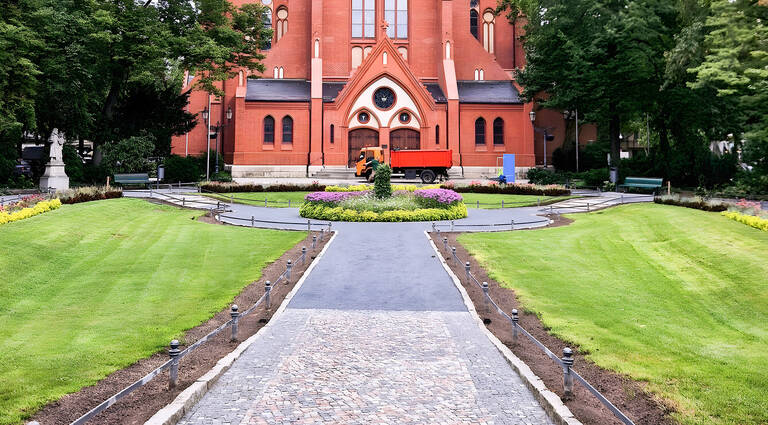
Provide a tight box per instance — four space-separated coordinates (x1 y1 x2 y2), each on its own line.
431 228 674 425
31 230 329 425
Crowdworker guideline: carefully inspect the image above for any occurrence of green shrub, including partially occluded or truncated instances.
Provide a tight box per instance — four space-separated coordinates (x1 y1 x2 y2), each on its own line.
374 164 392 199
527 168 563 185
582 168 609 187
300 202 468 222
101 134 155 176
164 155 203 183
63 145 85 184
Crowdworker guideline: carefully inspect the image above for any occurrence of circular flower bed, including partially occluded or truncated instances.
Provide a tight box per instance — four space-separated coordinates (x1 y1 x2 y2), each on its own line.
300 188 468 222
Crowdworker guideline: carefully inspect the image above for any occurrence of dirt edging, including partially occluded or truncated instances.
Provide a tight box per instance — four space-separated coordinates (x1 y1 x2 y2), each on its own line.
30 230 331 425
429 232 674 425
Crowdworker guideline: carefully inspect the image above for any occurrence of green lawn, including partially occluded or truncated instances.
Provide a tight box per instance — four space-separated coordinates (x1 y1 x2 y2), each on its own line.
460 193 575 209
0 198 304 425
201 191 309 207
459 204 768 425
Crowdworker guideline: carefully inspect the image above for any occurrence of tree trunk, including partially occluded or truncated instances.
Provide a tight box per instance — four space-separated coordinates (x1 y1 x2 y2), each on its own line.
609 103 620 183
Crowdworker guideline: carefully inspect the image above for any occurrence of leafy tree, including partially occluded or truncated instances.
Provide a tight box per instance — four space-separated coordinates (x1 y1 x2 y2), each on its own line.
101 134 156 176
500 0 678 181
690 0 768 174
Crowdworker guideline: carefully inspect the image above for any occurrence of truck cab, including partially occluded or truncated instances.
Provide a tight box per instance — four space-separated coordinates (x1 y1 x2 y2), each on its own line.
355 147 385 179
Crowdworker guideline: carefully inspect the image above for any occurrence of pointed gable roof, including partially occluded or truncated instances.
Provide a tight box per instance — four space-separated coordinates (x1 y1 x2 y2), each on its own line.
333 37 437 112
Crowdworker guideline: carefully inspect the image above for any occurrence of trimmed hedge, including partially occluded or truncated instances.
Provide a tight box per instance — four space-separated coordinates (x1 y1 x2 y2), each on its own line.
0 199 62 225
443 183 570 197
300 202 468 222
200 182 326 193
721 211 768 231
654 195 728 212
58 187 123 205
325 184 442 192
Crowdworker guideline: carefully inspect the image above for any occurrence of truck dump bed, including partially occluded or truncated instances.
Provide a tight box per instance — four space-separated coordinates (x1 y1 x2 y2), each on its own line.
390 150 452 169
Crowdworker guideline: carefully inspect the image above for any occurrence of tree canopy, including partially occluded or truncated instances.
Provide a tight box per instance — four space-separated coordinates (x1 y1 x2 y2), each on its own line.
0 0 271 182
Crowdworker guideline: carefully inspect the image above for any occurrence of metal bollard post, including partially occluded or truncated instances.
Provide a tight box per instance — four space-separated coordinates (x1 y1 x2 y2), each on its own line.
230 194 234 205
327 222 332 233
550 205 553 215
217 201 220 210
501 200 504 209
182 197 186 207
511 309 519 344
301 247 307 265
562 347 574 398
286 260 293 284
451 247 456 263
510 220 515 231
482 282 490 313
264 198 268 207
443 237 448 251
465 262 471 284
620 194 624 204
288 199 291 207
265 281 272 310
168 340 181 389
538 197 541 207
307 220 311 233
477 200 480 209
251 216 255 227
312 235 317 250
230 305 240 341
451 221 455 232
587 203 590 212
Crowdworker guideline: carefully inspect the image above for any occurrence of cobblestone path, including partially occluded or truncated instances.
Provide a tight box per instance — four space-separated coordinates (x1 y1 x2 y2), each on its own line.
179 310 551 425
175 220 555 425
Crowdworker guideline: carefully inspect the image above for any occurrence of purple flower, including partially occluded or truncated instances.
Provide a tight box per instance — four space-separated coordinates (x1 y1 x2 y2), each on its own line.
414 189 463 205
304 191 369 203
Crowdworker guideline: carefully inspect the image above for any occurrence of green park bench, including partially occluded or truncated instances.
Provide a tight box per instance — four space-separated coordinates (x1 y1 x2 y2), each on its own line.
618 177 663 194
113 173 150 188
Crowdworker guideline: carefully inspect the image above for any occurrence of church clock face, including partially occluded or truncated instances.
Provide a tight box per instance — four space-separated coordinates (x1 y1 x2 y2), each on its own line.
373 87 396 110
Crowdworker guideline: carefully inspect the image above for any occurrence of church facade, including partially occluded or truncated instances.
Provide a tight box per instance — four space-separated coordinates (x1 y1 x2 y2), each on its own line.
172 0 547 179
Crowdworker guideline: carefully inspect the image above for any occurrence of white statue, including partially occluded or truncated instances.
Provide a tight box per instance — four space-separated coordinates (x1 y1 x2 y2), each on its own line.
49 129 66 164
39 128 70 191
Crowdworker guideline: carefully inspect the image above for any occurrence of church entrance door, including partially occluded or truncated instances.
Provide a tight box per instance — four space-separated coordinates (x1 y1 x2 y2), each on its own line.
348 129 379 168
390 129 421 152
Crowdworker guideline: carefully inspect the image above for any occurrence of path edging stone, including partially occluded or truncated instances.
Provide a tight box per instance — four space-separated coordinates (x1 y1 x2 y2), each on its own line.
144 231 339 425
425 231 582 425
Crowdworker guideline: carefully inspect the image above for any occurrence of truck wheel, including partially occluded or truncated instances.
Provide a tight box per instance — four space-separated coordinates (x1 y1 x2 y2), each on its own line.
420 169 436 184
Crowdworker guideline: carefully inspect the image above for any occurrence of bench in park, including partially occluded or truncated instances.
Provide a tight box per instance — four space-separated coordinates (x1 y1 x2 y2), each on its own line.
114 173 150 187
618 177 663 194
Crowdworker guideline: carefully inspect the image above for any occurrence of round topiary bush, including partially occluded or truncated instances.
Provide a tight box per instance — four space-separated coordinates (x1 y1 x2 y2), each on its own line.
299 188 468 222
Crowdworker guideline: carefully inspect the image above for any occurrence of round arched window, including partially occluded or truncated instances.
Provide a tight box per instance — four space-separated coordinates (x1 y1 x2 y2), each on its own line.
398 112 411 124
373 87 396 110
358 112 370 124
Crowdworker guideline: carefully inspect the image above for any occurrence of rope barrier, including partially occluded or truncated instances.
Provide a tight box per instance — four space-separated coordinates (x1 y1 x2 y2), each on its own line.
448 247 636 425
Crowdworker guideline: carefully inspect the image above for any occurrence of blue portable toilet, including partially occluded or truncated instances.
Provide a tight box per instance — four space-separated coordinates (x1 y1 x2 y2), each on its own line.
502 154 516 183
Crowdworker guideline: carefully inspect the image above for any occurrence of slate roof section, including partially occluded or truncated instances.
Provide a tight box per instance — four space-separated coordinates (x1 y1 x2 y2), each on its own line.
323 82 347 103
245 79 310 102
457 81 523 104
245 79 352 103
424 83 447 104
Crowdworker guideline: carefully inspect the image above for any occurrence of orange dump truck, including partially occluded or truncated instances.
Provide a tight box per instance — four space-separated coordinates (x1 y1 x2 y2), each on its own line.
355 147 453 183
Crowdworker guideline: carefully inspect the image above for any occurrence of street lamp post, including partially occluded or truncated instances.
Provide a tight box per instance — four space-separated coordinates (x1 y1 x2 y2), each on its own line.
213 107 234 176
564 109 580 172
202 106 210 181
530 110 554 168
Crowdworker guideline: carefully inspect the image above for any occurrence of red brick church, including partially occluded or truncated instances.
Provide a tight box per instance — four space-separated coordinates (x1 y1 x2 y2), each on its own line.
172 0 584 179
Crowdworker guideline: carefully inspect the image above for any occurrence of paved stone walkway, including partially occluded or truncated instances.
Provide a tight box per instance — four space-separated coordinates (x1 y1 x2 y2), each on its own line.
123 189 653 425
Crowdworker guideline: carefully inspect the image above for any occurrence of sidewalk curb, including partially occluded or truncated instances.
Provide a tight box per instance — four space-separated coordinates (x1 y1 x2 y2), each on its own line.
144 231 338 425
425 231 582 425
